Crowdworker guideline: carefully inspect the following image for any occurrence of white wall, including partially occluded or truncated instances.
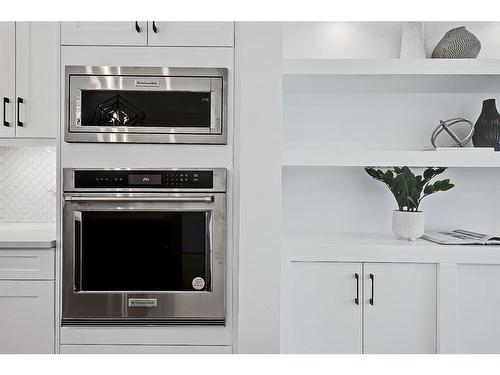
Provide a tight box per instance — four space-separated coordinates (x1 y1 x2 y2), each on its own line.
283 22 403 59
284 22 500 59
283 167 500 235
235 22 282 353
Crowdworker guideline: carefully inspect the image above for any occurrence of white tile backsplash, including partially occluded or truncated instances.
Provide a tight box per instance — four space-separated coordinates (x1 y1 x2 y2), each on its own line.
0 146 56 223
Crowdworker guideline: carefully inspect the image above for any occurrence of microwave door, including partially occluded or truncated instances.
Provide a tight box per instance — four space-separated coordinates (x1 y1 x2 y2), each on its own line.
69 75 222 135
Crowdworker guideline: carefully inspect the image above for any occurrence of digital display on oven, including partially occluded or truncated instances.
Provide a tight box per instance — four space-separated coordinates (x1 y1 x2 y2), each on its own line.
127 174 162 185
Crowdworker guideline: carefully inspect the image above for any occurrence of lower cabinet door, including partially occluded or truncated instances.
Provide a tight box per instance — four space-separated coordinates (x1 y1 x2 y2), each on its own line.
0 280 54 353
456 264 500 353
363 263 437 354
286 262 362 353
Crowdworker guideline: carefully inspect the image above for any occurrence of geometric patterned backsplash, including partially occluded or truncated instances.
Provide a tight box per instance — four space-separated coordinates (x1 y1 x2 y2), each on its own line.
0 146 56 223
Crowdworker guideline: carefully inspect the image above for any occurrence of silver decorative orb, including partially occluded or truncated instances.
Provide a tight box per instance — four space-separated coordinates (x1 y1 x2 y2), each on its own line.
431 118 474 148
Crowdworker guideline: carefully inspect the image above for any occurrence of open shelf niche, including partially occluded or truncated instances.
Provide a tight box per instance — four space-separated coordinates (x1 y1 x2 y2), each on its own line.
281 22 500 246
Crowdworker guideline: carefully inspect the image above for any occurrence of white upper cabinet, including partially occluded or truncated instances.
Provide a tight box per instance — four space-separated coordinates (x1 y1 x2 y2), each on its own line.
61 22 234 47
286 262 363 354
0 22 59 139
15 22 59 138
61 22 147 46
148 22 234 47
363 263 437 354
0 22 15 138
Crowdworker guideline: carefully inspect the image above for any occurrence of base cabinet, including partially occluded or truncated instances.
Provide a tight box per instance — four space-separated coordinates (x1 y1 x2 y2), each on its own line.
287 262 362 353
285 261 437 354
0 280 54 353
363 263 436 354
456 264 500 353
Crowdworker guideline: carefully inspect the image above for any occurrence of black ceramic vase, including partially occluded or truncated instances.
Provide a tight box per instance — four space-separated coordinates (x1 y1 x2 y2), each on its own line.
472 99 500 151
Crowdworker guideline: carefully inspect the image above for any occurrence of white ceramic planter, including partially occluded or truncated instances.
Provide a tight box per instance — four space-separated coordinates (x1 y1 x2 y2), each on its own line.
392 210 425 241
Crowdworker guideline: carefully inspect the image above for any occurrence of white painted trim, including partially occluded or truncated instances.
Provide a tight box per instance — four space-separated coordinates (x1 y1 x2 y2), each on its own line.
234 22 282 353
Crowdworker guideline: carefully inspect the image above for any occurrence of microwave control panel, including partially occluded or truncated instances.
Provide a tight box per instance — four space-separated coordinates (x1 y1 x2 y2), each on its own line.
75 170 213 189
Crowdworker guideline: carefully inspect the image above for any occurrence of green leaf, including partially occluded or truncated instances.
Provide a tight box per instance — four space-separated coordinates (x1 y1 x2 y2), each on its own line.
383 170 394 184
364 166 454 210
423 168 435 180
440 183 454 191
424 184 435 194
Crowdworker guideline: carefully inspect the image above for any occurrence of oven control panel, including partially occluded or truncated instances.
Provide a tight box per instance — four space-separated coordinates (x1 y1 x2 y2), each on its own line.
75 170 213 189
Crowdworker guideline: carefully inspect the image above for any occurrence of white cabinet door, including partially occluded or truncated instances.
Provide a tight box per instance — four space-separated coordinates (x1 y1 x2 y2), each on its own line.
0 281 54 353
15 22 59 138
61 21 147 46
456 264 500 353
148 22 234 47
286 262 362 353
0 22 15 138
363 263 437 354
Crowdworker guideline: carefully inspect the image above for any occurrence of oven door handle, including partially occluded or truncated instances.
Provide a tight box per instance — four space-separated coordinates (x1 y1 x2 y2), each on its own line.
64 196 214 203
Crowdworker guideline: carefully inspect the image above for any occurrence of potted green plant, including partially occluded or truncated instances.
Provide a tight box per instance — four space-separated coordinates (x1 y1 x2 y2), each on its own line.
364 166 455 241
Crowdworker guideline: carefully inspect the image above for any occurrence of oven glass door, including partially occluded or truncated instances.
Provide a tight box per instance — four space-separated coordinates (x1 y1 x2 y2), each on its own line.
74 210 212 293
69 75 223 135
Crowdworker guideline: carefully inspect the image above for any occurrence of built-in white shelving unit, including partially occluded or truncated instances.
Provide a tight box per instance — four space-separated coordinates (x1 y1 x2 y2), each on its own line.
281 22 500 243
283 58 500 76
282 149 500 168
281 22 500 355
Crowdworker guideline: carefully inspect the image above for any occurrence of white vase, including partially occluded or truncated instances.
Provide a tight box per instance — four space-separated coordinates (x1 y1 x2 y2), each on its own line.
392 210 425 241
400 22 427 58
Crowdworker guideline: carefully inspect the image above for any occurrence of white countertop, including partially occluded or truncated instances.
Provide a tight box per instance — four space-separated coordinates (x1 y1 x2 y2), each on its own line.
0 223 56 249
283 232 500 264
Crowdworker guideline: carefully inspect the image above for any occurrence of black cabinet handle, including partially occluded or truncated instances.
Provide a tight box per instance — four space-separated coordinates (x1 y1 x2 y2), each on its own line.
369 273 374 305
3 97 9 127
17 97 23 127
152 21 158 33
354 273 359 305
135 21 141 33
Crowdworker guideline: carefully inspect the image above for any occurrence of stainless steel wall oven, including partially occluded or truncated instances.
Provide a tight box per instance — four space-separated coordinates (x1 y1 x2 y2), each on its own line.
65 66 227 144
62 168 226 325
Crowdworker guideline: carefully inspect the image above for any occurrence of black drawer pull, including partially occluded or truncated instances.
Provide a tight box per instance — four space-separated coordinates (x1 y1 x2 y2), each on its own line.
135 21 141 33
354 273 359 305
3 97 9 127
17 97 23 127
369 273 374 305
152 21 158 33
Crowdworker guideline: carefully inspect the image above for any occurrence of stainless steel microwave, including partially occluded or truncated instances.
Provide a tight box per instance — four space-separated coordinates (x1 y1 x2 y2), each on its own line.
65 66 227 144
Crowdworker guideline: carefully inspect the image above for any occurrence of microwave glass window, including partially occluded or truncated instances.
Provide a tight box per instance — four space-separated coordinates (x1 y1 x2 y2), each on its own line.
77 211 210 292
80 90 212 128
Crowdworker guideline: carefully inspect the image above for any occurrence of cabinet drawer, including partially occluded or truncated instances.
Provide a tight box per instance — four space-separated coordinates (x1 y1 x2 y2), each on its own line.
60 344 232 354
0 249 54 280
0 280 55 353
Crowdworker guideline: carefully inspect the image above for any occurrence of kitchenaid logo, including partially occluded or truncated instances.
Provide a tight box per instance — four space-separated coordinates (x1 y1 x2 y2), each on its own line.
128 298 158 307
134 79 160 87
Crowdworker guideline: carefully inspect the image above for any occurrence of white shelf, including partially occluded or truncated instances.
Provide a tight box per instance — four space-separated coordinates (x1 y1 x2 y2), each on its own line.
282 149 500 168
282 232 500 264
283 59 500 76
